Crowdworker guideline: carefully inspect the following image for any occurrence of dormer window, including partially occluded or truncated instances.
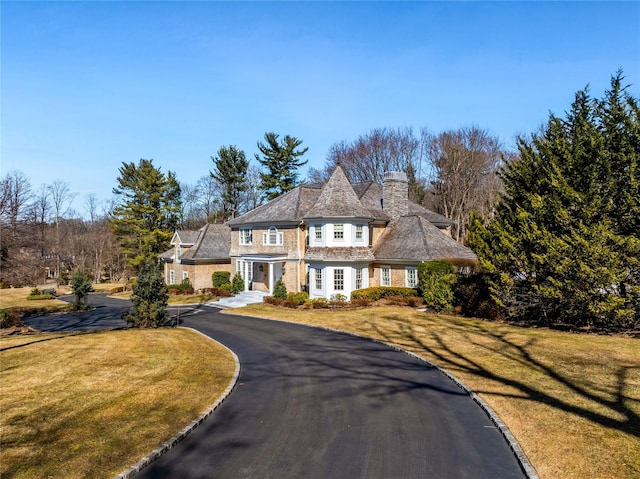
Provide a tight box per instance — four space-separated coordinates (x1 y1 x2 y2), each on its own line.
263 226 283 246
176 245 182 261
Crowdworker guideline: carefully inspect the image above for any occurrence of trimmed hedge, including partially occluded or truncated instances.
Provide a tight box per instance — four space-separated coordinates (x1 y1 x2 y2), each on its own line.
167 278 194 295
212 271 231 289
351 287 419 301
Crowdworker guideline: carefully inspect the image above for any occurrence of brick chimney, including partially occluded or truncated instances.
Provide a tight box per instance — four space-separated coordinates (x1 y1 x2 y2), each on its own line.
382 171 408 221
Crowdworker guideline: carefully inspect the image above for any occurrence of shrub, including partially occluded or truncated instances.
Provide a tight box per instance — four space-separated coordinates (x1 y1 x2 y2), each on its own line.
384 295 424 307
418 261 457 312
272 278 287 300
453 274 503 320
287 291 308 305
27 287 56 301
168 278 194 295
0 280 10 289
212 271 231 289
0 309 21 328
310 297 328 309
351 287 419 301
283 299 299 308
349 298 372 308
26 294 56 301
199 287 233 298
231 272 245 294
264 296 285 306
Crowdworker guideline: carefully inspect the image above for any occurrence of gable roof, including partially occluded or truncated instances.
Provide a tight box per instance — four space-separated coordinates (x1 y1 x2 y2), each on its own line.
172 230 200 245
180 223 231 262
372 216 477 262
303 165 374 220
161 223 231 264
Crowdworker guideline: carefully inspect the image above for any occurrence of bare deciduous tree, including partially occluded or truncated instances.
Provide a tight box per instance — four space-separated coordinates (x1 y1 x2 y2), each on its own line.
425 126 504 242
323 127 421 184
0 170 32 227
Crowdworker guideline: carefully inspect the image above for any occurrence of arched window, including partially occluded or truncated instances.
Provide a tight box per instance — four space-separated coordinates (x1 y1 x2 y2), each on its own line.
263 226 283 245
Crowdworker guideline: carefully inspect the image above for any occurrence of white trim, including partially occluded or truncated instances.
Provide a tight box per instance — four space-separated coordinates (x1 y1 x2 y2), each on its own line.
381 265 391 287
406 266 417 288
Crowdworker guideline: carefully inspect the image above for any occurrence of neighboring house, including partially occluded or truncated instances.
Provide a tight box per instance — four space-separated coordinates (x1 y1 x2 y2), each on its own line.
159 223 232 291
225 165 477 299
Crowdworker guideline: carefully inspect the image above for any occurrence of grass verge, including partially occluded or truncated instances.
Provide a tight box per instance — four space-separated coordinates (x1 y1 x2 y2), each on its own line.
226 303 640 479
0 328 235 479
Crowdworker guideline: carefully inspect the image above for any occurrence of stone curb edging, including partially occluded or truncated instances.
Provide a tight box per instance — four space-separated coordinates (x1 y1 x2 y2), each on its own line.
113 327 241 479
246 314 540 479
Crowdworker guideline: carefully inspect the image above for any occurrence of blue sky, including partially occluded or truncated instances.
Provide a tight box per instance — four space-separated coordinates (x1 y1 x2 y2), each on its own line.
2 1 639 217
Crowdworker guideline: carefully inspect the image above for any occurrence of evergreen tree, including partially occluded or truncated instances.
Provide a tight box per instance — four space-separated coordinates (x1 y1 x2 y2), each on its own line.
256 132 308 200
110 159 182 272
272 277 287 300
231 271 244 294
125 258 171 328
69 269 92 311
210 145 249 221
468 72 639 330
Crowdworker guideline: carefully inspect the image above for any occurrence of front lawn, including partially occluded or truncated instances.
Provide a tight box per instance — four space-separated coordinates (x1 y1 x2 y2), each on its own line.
0 328 236 479
227 304 640 479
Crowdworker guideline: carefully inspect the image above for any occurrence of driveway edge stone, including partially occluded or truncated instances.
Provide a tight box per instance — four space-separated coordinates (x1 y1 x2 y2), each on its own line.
113 327 241 479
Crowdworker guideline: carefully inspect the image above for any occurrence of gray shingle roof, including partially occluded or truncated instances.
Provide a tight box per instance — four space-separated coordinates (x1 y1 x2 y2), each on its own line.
225 166 452 228
226 186 321 226
304 165 374 220
174 230 200 244
372 216 477 262
179 223 231 261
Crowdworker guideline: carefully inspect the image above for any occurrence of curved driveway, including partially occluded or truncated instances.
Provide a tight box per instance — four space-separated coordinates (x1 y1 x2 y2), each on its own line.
22 297 528 478
138 308 526 479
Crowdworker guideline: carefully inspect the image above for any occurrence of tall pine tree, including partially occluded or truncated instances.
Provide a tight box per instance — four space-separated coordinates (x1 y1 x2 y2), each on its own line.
110 159 182 272
468 72 639 329
256 132 308 201
210 145 249 221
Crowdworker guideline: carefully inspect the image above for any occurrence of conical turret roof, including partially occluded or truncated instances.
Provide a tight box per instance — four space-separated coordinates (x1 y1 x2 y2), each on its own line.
304 165 374 220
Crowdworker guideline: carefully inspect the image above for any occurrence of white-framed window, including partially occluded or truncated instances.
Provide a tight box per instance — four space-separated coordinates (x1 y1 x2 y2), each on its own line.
315 268 323 290
169 270 175 285
237 260 253 282
183 271 188 280
355 267 363 290
314 224 322 241
334 224 344 240
263 226 283 246
355 225 364 242
406 267 417 288
334 268 344 290
381 266 391 287
239 228 252 245
176 245 182 261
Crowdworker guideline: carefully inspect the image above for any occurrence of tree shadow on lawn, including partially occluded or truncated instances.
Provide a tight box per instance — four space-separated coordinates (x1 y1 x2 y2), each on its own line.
370 315 640 440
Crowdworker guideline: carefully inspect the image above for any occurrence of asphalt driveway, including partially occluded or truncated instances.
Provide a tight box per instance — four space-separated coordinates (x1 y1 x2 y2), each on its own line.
22 296 530 478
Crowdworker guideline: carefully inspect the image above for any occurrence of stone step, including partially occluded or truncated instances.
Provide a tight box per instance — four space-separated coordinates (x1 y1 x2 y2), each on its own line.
209 290 269 309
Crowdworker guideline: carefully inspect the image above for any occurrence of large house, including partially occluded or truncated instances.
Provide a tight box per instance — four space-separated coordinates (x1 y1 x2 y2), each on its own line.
161 166 477 299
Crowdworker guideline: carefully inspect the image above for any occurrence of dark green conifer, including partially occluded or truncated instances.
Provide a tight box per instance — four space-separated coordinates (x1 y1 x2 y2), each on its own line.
468 72 639 329
256 132 308 201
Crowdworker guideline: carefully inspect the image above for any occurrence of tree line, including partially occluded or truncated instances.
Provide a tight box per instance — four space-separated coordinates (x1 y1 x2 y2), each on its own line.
2 71 637 332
